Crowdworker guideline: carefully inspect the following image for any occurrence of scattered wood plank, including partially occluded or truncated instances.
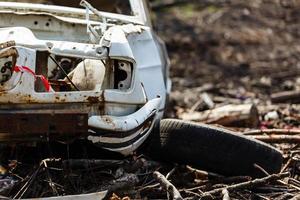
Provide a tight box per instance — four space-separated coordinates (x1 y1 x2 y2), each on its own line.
271 90 300 103
249 135 300 143
180 104 259 128
243 129 300 136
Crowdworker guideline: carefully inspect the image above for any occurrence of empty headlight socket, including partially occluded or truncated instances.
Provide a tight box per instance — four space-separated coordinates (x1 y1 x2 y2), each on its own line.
113 60 133 90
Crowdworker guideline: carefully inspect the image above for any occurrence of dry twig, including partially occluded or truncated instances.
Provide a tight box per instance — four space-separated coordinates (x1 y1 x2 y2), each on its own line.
243 129 300 136
249 135 300 143
153 171 183 200
199 172 289 199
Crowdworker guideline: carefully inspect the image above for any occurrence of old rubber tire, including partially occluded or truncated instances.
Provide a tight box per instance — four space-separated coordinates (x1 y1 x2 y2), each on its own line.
150 119 283 177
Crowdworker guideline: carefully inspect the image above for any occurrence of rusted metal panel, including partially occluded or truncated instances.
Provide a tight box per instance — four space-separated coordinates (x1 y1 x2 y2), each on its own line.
0 112 88 142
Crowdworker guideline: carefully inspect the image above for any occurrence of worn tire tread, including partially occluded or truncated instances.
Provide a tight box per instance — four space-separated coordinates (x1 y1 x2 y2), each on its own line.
151 119 283 176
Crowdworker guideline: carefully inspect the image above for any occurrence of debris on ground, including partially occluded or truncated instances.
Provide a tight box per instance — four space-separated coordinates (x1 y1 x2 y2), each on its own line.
1 0 300 199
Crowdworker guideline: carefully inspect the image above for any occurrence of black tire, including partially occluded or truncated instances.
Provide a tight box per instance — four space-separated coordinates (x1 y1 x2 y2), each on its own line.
149 119 283 177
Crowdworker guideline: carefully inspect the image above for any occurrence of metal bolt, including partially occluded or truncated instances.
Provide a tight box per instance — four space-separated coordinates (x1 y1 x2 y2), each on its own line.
96 47 102 54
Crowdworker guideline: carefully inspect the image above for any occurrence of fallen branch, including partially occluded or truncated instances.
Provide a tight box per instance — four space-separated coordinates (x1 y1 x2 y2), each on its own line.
153 171 183 200
139 167 176 192
249 135 300 143
199 172 289 199
222 189 230 200
271 90 300 103
243 129 300 135
290 194 300 200
13 158 60 199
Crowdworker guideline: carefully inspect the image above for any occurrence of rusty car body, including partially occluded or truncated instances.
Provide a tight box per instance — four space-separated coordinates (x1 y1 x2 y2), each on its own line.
0 0 170 156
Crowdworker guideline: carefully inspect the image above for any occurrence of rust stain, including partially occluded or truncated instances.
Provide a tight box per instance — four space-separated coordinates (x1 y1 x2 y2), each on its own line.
101 116 115 129
142 120 152 131
0 41 16 49
54 96 66 103
87 93 105 104
0 91 7 96
87 96 100 103
0 47 18 58
98 92 105 115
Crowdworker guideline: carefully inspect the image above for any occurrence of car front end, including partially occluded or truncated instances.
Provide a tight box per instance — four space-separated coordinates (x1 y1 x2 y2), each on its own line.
0 0 169 155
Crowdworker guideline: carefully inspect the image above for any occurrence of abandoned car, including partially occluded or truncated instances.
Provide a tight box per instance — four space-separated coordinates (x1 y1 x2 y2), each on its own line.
0 1 284 199
0 0 170 155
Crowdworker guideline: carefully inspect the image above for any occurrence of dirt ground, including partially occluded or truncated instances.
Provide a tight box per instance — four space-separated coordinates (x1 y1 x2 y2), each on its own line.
151 0 300 199
154 0 300 117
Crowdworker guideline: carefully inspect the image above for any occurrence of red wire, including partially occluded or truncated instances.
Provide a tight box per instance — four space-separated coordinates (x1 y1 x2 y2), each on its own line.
14 65 50 92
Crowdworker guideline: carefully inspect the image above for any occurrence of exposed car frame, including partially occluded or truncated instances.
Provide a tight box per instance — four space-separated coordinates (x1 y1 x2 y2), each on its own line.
0 0 170 159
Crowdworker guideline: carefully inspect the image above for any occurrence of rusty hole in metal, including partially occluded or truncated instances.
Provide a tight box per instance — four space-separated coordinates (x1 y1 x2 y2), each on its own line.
87 96 100 103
